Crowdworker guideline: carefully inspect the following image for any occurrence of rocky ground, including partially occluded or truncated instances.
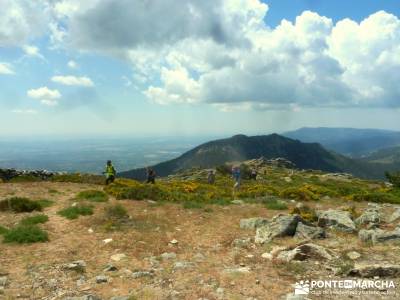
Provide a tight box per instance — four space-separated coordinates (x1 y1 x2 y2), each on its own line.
1 180 400 300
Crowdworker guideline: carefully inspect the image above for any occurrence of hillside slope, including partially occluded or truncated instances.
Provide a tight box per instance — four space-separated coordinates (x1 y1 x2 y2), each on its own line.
284 127 400 157
120 134 391 180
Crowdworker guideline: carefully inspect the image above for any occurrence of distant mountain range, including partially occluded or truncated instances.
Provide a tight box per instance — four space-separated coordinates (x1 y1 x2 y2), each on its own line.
362 146 400 165
283 127 400 158
120 133 399 180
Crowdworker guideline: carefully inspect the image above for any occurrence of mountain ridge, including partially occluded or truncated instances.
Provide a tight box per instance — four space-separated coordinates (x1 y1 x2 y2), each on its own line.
120 133 394 180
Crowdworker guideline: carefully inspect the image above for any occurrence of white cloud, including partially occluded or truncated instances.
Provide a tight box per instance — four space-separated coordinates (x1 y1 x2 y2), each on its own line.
12 109 38 114
51 75 94 87
0 0 49 47
67 60 78 68
0 62 14 75
2 1 400 110
22 45 45 60
27 86 61 106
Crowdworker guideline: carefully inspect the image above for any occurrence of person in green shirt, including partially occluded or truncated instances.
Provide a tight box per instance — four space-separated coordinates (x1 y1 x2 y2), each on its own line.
104 160 116 185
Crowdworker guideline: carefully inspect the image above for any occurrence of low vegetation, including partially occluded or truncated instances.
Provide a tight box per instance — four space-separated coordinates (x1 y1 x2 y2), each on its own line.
0 225 9 235
3 225 49 244
265 198 288 210
20 214 49 226
76 190 109 202
0 197 43 213
58 205 94 220
385 171 400 188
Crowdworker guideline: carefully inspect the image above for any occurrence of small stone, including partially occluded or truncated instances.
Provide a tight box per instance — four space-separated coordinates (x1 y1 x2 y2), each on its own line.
104 264 118 272
346 251 361 260
231 237 252 248
169 239 178 245
110 253 126 261
193 253 206 262
103 238 113 244
232 200 244 205
88 228 94 233
96 275 108 284
161 252 177 260
63 260 86 272
131 271 154 279
173 261 194 270
223 267 251 274
0 277 7 287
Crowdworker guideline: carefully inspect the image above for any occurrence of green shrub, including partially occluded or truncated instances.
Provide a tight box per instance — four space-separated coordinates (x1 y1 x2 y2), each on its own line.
183 201 205 209
352 191 400 204
0 197 43 213
0 225 9 235
9 175 43 183
36 199 54 208
105 204 128 220
385 171 400 188
3 225 48 243
76 190 108 202
20 214 49 226
58 205 93 219
265 199 288 210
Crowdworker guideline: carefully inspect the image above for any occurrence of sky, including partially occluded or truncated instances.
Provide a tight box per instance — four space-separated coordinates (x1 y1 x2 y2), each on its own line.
0 0 399 137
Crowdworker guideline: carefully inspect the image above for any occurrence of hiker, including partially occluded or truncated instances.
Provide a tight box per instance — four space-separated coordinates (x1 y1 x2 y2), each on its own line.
207 170 216 184
146 167 156 184
104 160 116 185
232 165 241 190
250 168 257 180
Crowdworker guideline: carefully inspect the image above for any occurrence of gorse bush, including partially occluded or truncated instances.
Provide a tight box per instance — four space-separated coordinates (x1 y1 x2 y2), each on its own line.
290 205 318 222
0 197 43 213
76 190 108 202
3 225 48 243
58 205 93 219
20 214 49 226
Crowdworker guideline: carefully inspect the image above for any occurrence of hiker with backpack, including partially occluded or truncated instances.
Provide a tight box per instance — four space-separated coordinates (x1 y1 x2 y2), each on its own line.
104 160 116 185
146 167 156 184
232 165 241 190
207 169 216 184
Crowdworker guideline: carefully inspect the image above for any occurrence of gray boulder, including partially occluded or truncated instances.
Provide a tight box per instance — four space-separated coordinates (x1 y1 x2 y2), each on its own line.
355 208 381 226
359 228 400 244
240 217 268 230
232 237 252 248
389 208 400 223
317 210 356 232
349 262 400 278
294 222 326 240
276 243 332 262
255 214 301 244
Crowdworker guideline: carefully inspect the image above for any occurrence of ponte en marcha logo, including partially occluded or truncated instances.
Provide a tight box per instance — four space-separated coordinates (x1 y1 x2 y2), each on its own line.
294 279 397 296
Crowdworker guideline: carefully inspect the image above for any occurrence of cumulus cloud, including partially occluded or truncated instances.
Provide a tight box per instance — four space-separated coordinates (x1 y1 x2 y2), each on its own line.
50 0 399 110
0 62 14 75
67 60 78 68
0 0 49 47
2 0 400 111
51 75 94 87
27 86 61 106
22 45 45 60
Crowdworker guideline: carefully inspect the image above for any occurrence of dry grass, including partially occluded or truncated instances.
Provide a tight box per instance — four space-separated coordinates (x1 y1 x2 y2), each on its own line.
1 181 400 299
